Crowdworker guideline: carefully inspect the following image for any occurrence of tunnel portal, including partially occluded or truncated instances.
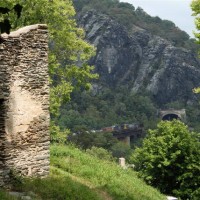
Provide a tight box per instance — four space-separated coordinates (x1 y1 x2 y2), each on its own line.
160 109 186 122
162 114 180 121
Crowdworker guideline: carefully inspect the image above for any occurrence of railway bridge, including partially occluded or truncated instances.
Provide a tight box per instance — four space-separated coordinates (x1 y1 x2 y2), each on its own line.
102 124 144 146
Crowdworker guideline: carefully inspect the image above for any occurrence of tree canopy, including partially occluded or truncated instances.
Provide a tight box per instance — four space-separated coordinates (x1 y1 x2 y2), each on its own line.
74 0 198 52
130 120 200 199
0 0 97 116
191 0 200 95
191 0 200 43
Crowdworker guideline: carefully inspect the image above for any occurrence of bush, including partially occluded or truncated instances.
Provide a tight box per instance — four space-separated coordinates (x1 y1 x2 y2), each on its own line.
86 146 114 161
111 142 132 159
130 120 200 199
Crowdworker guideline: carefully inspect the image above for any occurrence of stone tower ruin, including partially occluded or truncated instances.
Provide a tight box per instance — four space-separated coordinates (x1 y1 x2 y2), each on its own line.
0 24 50 186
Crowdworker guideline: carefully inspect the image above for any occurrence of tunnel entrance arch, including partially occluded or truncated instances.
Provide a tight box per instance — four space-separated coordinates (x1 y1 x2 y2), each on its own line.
162 113 180 121
159 109 186 122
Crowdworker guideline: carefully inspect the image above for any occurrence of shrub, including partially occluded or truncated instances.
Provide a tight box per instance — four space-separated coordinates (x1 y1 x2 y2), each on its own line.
130 120 200 199
86 146 115 161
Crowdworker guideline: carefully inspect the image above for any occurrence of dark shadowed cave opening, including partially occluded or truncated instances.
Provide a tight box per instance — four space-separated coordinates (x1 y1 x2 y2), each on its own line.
162 114 179 121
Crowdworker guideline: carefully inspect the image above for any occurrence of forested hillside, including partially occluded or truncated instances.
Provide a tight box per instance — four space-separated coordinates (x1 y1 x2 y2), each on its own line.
1 1 199 200
74 0 198 52
57 0 200 133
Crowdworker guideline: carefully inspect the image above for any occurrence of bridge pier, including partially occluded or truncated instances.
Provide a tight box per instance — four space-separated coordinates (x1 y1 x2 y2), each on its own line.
113 129 144 147
120 136 130 146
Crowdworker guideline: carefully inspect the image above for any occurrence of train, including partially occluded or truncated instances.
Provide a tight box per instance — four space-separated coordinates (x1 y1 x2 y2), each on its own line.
101 123 143 133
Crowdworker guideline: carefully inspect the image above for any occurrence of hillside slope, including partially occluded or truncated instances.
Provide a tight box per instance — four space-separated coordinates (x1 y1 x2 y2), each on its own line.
51 144 166 200
1 145 166 200
56 0 200 131
77 9 200 106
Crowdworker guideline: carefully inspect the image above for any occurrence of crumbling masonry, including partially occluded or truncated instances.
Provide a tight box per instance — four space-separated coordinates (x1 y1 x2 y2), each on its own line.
0 24 50 186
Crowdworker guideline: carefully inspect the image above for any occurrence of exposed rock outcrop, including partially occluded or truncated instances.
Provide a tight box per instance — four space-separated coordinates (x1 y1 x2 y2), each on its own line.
78 10 200 106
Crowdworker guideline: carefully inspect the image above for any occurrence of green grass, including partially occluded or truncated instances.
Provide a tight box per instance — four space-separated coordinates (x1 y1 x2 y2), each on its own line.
13 176 103 200
0 190 17 200
1 177 103 200
1 144 166 200
51 144 166 200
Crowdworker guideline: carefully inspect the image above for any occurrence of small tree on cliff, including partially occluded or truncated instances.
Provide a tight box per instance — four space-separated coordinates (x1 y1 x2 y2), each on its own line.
191 0 200 94
130 120 200 199
191 0 200 44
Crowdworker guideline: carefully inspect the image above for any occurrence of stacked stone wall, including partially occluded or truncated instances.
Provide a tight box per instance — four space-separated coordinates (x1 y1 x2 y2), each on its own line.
0 24 49 186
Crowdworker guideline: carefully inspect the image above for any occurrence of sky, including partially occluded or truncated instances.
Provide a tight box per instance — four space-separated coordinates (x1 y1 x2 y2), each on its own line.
120 0 196 38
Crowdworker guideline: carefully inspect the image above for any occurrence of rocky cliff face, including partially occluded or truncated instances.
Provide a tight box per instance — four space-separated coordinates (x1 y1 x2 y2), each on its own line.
78 10 200 106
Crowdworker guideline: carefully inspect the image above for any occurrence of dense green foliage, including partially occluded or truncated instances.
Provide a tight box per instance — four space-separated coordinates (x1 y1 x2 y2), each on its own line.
59 85 200 140
67 130 132 159
51 144 166 200
191 0 200 44
58 87 158 158
130 120 200 199
185 102 200 131
0 0 97 116
74 0 199 53
0 0 99 143
47 0 200 135
191 0 200 98
0 3 22 34
58 87 158 131
68 131 118 150
86 146 115 161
